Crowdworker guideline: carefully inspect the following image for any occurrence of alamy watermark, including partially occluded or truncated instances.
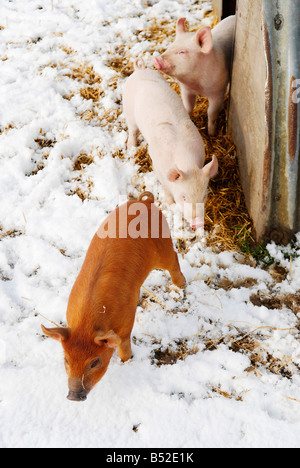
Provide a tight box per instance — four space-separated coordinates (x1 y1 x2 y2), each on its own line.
97 197 205 240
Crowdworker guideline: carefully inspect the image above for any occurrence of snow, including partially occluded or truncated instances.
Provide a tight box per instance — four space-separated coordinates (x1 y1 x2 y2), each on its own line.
1 0 300 449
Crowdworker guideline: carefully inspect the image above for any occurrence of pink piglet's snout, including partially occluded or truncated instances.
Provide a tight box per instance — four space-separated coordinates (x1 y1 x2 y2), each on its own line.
191 218 205 229
152 56 168 71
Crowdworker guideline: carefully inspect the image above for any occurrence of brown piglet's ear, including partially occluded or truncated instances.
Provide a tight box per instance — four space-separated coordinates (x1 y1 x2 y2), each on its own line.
41 325 70 342
94 330 121 349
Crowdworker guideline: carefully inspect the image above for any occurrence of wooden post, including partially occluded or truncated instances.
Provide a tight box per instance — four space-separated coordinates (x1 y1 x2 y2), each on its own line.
212 0 223 21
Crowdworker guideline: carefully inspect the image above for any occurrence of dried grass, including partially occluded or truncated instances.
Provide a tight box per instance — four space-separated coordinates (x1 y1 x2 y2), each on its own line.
60 151 98 201
191 97 254 251
152 339 199 367
29 153 49 176
250 292 300 315
212 386 246 401
67 177 94 202
138 18 177 54
65 63 102 85
0 123 15 134
0 228 23 239
140 289 300 390
134 146 153 173
203 325 298 380
141 285 167 310
73 153 94 171
34 129 56 149
79 85 103 102
105 54 134 78
61 45 75 55
150 322 299 396
104 18 176 77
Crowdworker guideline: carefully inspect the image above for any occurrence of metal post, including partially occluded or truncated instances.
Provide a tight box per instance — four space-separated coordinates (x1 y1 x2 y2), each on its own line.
229 0 300 243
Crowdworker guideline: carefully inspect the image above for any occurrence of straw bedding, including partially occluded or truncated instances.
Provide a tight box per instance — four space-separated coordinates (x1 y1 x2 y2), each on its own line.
192 97 254 252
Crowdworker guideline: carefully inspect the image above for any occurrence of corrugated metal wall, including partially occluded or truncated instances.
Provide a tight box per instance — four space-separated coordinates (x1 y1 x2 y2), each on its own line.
229 0 300 243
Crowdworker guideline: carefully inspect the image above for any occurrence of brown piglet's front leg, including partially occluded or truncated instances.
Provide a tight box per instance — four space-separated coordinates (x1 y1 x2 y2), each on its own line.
117 337 133 362
160 240 186 289
169 256 186 289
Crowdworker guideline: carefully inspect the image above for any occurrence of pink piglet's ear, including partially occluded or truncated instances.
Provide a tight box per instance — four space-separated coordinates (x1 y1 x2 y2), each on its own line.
167 168 184 182
94 330 121 349
194 26 213 54
176 17 186 35
202 154 218 178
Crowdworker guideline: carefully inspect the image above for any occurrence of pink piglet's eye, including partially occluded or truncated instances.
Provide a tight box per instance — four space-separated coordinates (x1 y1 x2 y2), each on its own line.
178 49 187 54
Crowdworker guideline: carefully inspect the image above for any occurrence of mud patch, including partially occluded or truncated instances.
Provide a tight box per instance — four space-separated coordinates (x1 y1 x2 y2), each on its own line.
203 325 298 380
151 339 199 367
212 277 258 291
250 292 300 315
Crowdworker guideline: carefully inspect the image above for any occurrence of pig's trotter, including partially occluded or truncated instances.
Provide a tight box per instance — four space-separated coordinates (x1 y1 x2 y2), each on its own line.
180 86 197 116
207 96 224 137
169 255 186 289
127 127 139 148
173 272 186 289
118 338 132 362
208 121 216 137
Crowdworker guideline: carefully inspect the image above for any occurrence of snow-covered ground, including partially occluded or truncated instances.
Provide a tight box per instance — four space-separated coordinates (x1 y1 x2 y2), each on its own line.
1 0 300 449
